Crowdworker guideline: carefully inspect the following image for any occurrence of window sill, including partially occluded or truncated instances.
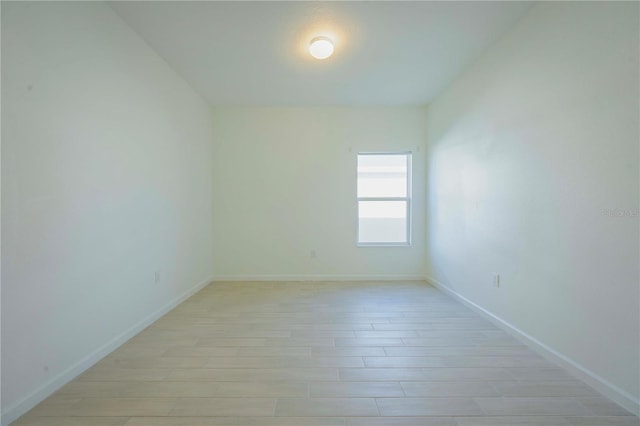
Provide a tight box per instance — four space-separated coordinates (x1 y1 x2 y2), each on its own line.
357 243 411 247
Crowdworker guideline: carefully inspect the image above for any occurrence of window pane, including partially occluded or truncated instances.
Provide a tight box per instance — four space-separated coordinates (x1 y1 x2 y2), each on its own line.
357 154 408 198
358 201 408 244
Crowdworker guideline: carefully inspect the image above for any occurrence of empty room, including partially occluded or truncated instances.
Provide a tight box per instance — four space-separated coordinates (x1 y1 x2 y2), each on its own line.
1 1 638 425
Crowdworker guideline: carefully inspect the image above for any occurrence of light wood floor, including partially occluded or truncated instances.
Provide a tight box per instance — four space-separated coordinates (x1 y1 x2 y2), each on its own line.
14 281 638 425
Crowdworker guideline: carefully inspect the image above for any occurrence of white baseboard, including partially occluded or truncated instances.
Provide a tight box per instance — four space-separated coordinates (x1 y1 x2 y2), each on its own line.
1 275 215 426
425 275 640 417
212 274 426 282
6 275 636 423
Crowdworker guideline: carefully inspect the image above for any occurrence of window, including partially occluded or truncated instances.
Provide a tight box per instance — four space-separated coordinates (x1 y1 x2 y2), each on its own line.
357 152 412 246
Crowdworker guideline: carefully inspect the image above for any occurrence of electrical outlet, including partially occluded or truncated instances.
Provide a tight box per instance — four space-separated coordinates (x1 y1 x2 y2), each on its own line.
154 271 160 283
493 273 500 288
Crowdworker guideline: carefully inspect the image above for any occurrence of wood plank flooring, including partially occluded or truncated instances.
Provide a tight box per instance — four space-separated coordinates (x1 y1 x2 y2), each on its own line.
13 281 638 425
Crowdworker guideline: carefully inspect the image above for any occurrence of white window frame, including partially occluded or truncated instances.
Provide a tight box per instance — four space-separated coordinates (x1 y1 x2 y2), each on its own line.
357 151 412 247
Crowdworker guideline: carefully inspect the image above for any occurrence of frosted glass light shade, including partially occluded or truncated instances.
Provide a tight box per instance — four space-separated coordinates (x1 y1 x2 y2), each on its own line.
309 36 334 59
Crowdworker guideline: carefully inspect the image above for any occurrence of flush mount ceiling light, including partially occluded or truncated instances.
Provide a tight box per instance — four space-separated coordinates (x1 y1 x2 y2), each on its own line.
309 36 334 60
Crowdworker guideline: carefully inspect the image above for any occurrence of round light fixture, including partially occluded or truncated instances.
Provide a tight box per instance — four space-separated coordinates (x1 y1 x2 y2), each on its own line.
309 36 334 60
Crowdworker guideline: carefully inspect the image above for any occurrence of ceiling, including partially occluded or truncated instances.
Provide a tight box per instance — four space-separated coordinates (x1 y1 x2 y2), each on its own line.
109 1 532 107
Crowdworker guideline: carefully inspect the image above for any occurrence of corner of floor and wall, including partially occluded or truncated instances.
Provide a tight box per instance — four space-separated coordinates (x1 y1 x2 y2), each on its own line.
422 0 639 417
0 2 215 425
1 1 639 425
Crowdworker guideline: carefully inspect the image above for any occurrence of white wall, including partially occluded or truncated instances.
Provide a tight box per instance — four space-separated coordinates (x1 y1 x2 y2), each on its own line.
212 107 427 280
426 1 639 413
1 2 214 423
